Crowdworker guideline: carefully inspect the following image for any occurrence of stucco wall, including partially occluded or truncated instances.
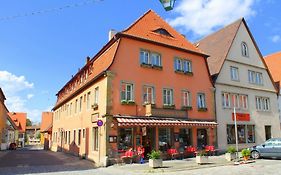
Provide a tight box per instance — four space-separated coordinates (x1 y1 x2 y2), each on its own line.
215 22 281 151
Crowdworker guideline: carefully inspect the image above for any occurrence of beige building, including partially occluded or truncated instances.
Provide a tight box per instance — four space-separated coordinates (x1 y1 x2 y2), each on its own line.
198 18 281 151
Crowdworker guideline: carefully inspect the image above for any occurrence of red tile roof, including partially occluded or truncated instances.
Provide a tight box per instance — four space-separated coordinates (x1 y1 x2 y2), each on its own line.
8 112 27 133
122 10 206 56
197 19 242 76
40 112 53 132
264 52 281 87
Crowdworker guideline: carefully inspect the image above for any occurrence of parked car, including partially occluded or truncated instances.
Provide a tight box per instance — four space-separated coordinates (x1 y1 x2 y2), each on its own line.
250 138 281 159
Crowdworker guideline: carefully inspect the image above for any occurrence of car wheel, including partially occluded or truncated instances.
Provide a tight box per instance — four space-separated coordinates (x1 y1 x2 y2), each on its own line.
251 151 260 159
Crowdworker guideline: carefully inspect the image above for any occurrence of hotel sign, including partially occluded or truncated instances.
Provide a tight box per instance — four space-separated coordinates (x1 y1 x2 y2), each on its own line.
232 113 250 121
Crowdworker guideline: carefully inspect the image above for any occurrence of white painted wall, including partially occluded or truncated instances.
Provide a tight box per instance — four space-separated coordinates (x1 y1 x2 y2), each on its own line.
215 22 281 151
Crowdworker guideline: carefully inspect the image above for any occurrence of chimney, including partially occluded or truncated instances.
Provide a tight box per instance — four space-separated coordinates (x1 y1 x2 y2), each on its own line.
86 56 91 65
108 29 117 41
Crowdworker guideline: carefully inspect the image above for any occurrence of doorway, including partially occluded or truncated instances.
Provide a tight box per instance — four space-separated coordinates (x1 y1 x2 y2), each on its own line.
197 129 207 149
265 125 272 141
142 127 155 158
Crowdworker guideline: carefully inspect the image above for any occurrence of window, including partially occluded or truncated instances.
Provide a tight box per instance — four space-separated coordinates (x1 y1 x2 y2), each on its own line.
79 96 82 112
68 131 71 144
140 50 150 65
83 129 86 139
94 87 99 104
239 95 248 109
73 130 76 143
87 92 91 110
153 28 173 37
182 90 191 107
70 103 72 115
248 70 263 85
78 129 81 145
143 86 155 104
140 50 162 67
75 99 78 114
222 93 231 108
158 128 171 152
163 88 173 105
92 127 99 151
118 128 132 151
65 131 67 144
174 58 192 73
151 53 161 67
121 82 133 101
197 93 206 108
227 124 255 144
241 42 249 57
256 97 270 111
230 67 239 81
247 125 255 143
231 94 239 108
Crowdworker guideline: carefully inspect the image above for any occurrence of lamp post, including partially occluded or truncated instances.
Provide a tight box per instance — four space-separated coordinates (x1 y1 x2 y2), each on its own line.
233 107 239 162
159 0 176 11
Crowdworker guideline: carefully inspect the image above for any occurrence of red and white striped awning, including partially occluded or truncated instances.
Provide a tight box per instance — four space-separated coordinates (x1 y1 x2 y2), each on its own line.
115 117 217 127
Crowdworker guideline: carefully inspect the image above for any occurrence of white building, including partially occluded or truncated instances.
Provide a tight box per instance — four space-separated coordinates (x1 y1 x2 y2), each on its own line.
198 18 281 151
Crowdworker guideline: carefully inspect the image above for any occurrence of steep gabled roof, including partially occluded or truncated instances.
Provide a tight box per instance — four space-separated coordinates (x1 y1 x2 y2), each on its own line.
197 19 243 76
264 52 281 87
41 112 53 132
8 112 27 133
122 10 207 57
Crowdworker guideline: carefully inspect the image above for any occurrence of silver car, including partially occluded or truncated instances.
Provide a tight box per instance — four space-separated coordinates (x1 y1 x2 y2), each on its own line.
250 138 281 159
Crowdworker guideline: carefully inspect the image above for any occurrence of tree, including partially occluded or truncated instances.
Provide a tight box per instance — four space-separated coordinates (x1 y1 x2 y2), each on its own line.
26 118 32 126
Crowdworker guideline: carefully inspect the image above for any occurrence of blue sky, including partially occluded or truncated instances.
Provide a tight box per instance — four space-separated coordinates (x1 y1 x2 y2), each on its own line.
0 0 280 123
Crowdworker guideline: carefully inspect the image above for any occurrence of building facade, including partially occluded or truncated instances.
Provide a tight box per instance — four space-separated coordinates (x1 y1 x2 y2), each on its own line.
198 19 281 151
9 112 27 147
0 88 9 150
52 10 216 165
40 112 53 150
264 52 281 129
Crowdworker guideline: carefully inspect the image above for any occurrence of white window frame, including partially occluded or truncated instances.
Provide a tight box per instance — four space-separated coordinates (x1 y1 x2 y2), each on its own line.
163 88 173 105
143 85 155 104
197 93 206 108
222 93 231 108
182 90 191 107
230 66 239 81
256 96 270 111
94 87 99 104
183 60 192 73
121 82 134 101
239 95 248 110
151 53 161 67
87 92 91 110
140 50 150 65
241 42 249 57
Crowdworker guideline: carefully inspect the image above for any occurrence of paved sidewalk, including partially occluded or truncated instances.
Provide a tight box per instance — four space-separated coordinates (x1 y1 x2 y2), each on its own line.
103 155 235 174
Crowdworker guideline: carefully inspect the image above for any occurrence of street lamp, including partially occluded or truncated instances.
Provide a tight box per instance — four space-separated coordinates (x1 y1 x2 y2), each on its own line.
159 0 176 11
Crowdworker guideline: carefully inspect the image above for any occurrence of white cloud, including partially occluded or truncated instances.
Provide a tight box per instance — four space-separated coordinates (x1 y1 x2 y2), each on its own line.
0 70 42 123
27 94 34 99
271 35 281 43
168 0 256 37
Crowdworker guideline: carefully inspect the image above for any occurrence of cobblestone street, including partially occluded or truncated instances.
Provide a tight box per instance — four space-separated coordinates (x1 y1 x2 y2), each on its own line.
1 148 281 175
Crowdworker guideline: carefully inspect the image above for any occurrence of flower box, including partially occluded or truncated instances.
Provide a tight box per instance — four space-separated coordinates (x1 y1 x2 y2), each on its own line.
196 155 209 164
198 107 208 112
181 106 192 110
163 104 175 109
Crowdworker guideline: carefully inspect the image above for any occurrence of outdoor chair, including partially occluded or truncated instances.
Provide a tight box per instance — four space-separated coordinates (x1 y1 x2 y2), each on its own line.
167 148 179 160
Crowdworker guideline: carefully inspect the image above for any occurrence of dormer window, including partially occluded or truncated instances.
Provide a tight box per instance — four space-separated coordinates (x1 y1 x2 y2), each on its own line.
153 28 173 37
241 42 249 57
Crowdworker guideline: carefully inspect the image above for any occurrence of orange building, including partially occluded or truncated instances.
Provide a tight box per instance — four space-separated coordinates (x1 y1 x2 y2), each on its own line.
9 112 27 147
40 112 53 150
52 10 216 166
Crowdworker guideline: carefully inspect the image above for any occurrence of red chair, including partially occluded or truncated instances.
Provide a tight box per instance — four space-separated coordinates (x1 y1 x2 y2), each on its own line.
121 149 134 164
167 148 179 160
185 146 197 157
205 145 215 156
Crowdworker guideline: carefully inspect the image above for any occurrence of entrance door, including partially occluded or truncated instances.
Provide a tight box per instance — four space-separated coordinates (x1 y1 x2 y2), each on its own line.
142 127 155 158
197 129 207 149
265 125 272 141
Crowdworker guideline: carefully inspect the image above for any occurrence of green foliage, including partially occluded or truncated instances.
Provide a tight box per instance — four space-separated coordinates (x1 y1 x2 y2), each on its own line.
147 150 161 160
196 150 207 156
26 118 32 126
227 146 236 154
241 148 251 157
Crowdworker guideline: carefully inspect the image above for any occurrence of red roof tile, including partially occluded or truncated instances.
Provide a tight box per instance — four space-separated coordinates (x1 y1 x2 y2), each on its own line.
8 112 27 133
264 52 281 87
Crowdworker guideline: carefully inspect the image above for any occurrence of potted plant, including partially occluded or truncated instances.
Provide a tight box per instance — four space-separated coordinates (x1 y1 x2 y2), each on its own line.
148 150 162 168
225 146 236 161
196 150 208 164
241 148 251 162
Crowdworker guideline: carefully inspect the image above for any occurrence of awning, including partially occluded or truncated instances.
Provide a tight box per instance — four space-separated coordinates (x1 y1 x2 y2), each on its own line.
115 116 217 127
